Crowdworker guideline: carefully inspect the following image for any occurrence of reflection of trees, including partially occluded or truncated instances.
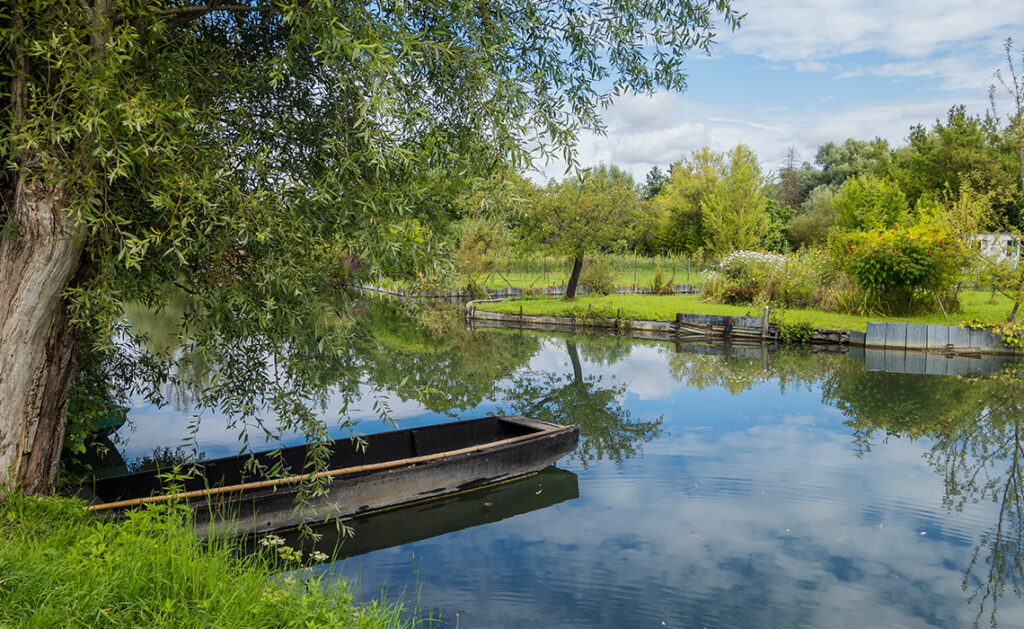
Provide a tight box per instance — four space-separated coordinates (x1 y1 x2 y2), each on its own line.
824 366 985 456
667 345 843 396
840 369 1024 628
501 340 663 466
662 344 1024 627
348 303 540 413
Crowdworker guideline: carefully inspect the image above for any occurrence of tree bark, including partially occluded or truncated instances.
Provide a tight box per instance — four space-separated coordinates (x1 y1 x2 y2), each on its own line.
0 168 86 493
565 256 584 299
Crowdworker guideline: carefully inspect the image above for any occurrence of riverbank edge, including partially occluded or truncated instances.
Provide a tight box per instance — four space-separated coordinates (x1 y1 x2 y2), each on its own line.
0 492 409 628
467 303 1022 357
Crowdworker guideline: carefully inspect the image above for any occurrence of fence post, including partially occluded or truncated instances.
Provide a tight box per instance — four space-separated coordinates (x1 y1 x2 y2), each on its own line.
675 312 682 342
762 305 770 339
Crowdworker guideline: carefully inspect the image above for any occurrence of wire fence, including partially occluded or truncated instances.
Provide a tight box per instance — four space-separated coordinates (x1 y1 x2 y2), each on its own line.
477 253 713 290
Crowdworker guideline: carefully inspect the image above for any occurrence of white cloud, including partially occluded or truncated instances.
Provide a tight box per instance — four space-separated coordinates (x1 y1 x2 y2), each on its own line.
540 91 991 180
726 0 1022 62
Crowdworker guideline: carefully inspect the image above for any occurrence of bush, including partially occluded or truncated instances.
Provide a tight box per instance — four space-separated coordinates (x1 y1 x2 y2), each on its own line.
700 250 831 308
579 258 617 295
649 264 675 294
832 226 963 315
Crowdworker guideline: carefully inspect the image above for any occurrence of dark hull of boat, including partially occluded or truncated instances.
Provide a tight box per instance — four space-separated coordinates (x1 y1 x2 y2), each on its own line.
76 415 579 537
266 466 579 560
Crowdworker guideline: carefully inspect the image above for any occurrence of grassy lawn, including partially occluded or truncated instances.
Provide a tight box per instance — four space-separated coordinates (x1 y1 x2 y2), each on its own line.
475 290 1018 332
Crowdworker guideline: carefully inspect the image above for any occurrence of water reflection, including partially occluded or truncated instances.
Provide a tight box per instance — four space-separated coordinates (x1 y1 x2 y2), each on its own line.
841 368 1024 627
264 467 579 560
500 339 664 465
102 300 1024 627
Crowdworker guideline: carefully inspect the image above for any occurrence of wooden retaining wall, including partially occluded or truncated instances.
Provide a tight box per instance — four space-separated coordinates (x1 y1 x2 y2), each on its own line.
467 308 802 343
468 307 1018 356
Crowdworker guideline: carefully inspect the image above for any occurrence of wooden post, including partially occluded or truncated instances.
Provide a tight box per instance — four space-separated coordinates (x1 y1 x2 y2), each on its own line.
762 305 770 339
519 305 523 330
616 308 621 331
724 316 733 339
675 312 682 342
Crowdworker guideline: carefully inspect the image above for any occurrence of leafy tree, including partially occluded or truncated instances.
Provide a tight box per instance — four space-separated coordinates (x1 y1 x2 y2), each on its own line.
652 147 723 254
813 138 894 188
699 144 772 255
787 185 837 248
929 187 1024 322
832 175 913 231
773 147 820 210
893 106 1020 225
523 165 642 298
759 198 794 253
654 145 770 255
0 0 742 491
453 216 510 292
642 166 669 200
991 38 1024 227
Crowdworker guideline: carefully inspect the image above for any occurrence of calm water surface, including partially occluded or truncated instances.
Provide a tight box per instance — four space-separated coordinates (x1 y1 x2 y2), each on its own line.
110 305 1024 628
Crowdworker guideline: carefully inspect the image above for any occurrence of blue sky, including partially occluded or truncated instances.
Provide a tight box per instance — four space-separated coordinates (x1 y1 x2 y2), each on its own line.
540 0 1024 181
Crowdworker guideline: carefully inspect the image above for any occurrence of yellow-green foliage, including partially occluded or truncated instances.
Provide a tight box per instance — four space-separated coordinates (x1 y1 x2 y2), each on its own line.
831 226 963 314
653 145 771 255
833 175 913 231
0 494 411 629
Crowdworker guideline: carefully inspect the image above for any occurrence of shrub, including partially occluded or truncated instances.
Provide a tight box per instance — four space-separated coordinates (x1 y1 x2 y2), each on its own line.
701 249 831 308
649 264 676 294
832 226 963 314
579 258 617 295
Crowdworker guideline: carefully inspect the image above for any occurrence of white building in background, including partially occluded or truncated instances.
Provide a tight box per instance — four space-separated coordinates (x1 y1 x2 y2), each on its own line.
971 233 1020 267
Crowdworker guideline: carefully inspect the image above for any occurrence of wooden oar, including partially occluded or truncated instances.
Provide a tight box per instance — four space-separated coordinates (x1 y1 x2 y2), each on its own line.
84 425 572 513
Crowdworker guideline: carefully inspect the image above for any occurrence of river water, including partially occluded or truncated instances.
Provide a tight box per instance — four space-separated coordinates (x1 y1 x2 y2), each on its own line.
105 303 1024 628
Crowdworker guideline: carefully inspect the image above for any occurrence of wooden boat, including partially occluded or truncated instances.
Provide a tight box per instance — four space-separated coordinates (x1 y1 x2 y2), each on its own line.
75 415 579 537
260 466 579 560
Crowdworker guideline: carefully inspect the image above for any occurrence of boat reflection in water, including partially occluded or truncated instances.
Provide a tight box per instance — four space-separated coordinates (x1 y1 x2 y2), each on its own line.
267 466 579 561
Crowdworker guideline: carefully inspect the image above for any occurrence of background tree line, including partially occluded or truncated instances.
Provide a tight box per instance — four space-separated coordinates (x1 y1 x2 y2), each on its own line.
454 93 1024 301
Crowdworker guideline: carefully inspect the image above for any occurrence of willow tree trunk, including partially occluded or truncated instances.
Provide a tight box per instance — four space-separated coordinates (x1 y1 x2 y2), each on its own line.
565 256 584 299
0 168 85 493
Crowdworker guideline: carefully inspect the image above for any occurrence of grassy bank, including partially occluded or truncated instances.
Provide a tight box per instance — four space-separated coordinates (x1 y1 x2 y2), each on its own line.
475 291 1017 332
0 493 410 628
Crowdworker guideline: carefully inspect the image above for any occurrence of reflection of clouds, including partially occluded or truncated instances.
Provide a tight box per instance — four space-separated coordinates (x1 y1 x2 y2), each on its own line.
116 329 1024 627
336 421 1016 628
529 340 680 400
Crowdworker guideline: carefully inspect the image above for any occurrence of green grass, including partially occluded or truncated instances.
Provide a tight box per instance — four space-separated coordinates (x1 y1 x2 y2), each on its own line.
0 493 414 628
475 254 706 289
476 290 1018 332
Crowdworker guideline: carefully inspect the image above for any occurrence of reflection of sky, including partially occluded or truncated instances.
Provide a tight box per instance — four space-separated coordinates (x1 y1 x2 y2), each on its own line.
116 332 1024 627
